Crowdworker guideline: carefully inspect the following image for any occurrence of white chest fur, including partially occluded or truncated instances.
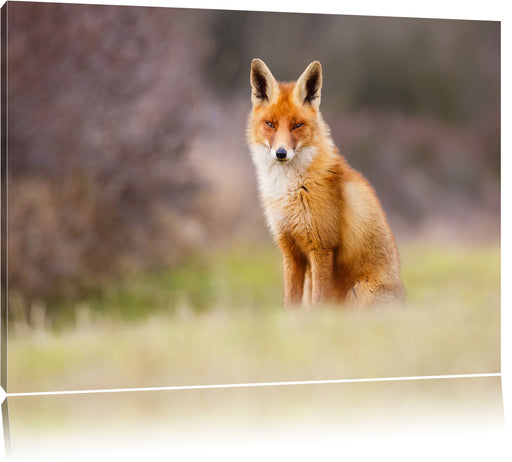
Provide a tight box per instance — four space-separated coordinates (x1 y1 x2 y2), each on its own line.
249 144 318 236
249 145 317 198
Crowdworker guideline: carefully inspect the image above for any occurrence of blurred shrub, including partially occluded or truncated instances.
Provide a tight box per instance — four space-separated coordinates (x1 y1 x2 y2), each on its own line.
8 3 212 312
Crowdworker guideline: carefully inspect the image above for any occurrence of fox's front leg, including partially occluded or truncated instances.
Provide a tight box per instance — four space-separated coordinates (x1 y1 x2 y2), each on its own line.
280 242 307 308
302 264 312 306
309 249 334 305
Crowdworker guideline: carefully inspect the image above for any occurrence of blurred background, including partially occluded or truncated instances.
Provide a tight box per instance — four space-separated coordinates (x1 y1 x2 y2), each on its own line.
5 2 500 392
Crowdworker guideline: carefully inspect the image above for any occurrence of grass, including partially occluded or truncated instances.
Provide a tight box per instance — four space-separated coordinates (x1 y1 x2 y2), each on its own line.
8 242 500 393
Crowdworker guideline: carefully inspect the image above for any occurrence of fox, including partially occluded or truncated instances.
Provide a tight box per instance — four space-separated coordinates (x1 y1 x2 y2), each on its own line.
246 59 405 308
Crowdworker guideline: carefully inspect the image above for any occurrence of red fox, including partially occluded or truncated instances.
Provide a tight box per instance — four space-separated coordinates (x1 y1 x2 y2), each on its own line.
247 59 405 308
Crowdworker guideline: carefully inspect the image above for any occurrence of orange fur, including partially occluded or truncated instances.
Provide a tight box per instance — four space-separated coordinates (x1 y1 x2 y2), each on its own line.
247 59 405 308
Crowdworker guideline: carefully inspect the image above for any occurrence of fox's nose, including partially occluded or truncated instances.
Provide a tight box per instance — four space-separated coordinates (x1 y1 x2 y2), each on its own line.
276 147 287 160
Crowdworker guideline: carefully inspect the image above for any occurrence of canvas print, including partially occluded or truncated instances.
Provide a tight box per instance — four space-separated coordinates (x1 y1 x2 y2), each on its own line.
0 1 504 459
2 1 500 394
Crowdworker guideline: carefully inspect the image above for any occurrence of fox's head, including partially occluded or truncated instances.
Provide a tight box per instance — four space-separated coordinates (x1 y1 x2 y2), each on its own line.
247 59 324 165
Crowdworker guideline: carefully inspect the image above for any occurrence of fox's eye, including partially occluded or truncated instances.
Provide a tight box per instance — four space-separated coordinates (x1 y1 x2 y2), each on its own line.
265 121 275 129
292 123 304 130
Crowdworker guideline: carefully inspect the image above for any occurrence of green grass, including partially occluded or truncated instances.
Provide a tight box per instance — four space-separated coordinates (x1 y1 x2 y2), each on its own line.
8 242 500 393
55 245 284 323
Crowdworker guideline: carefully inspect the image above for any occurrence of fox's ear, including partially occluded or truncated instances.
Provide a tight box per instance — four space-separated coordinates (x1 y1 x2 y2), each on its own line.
294 61 322 110
250 59 279 107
